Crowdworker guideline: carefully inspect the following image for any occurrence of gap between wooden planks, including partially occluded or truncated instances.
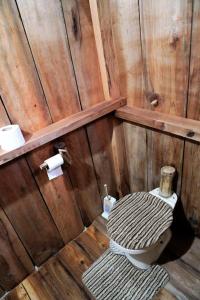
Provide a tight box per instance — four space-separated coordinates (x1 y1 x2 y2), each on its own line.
0 98 126 166
115 106 200 143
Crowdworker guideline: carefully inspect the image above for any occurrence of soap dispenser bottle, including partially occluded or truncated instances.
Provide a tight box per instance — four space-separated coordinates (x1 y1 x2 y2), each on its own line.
102 184 116 220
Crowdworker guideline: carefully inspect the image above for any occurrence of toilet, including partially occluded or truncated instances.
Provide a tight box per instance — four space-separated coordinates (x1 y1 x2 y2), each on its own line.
107 188 177 270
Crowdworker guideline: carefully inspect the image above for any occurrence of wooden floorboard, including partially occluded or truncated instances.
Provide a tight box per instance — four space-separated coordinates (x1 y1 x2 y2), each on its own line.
155 289 176 300
4 217 200 300
4 285 29 300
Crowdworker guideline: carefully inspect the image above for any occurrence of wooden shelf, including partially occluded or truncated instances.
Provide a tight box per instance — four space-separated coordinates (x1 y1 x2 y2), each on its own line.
0 98 126 166
115 105 200 143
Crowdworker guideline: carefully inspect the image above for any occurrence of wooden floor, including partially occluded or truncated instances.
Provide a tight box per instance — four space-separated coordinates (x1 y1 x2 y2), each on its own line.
3 217 200 300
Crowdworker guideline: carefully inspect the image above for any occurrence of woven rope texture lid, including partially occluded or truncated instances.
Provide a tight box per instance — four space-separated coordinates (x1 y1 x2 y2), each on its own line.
107 192 173 250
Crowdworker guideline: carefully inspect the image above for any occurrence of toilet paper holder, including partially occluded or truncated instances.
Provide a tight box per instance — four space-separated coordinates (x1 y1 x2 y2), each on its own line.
40 146 72 170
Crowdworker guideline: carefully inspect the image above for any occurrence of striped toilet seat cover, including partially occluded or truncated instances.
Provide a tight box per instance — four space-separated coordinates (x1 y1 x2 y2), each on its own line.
107 192 173 250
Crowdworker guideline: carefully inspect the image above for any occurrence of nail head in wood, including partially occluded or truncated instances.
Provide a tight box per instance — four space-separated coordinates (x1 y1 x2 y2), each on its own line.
150 99 159 107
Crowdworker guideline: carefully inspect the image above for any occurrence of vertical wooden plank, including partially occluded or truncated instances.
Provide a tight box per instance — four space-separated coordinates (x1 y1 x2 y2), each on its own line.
182 142 200 235
139 0 192 193
26 145 84 241
110 0 144 106
0 158 63 266
96 0 120 99
0 207 33 290
139 0 192 114
62 0 119 197
17 0 101 225
147 131 184 193
96 0 129 196
111 119 130 196
88 0 110 100
0 0 83 251
0 1 51 132
61 0 104 105
110 0 147 192
0 101 34 291
123 123 147 192
0 0 64 265
186 1 200 120
182 0 200 235
16 0 79 120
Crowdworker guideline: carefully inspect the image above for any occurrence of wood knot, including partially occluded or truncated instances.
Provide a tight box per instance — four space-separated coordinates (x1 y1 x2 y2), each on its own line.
186 130 195 138
71 9 81 41
80 259 84 265
169 33 179 49
146 92 160 107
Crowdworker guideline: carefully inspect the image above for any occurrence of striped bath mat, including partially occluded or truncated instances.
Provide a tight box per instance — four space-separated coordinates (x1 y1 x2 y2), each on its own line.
82 250 169 300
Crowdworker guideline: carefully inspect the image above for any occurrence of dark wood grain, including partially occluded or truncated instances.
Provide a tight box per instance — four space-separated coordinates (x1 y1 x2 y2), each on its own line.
139 0 192 115
165 260 200 299
57 241 93 289
26 145 84 244
181 0 200 235
76 224 109 260
16 0 80 121
97 0 120 99
5 219 200 300
97 0 129 197
1 85 40 292
0 207 33 290
181 142 200 235
110 0 148 192
0 158 64 266
17 0 118 224
186 0 200 121
4 285 29 300
62 0 104 106
0 0 66 265
123 122 148 192
20 222 109 300
111 118 130 196
0 0 85 254
22 257 89 300
155 289 176 300
0 0 51 133
62 0 119 198
139 0 192 194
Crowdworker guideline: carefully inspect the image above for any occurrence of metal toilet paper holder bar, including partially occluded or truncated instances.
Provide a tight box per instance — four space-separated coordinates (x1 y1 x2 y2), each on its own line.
40 146 72 170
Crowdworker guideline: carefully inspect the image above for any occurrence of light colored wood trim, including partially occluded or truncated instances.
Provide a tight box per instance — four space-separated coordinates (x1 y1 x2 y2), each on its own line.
0 98 126 166
89 0 110 100
115 106 200 143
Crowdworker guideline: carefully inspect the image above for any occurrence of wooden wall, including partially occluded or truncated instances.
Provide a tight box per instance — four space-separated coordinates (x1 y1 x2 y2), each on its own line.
1 0 200 295
0 0 122 293
101 0 200 235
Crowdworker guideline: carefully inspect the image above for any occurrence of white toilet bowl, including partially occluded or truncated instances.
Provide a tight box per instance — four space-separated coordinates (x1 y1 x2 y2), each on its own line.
109 188 177 269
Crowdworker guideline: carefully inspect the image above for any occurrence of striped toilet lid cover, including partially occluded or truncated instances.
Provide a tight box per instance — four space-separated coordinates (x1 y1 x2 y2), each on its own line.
107 192 173 250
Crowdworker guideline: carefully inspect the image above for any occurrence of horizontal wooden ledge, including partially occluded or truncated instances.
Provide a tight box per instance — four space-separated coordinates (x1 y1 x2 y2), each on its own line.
0 97 126 166
115 105 200 143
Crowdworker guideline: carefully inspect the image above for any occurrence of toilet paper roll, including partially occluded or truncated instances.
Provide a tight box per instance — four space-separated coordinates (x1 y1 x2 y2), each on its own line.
0 124 25 151
47 166 63 180
44 154 64 171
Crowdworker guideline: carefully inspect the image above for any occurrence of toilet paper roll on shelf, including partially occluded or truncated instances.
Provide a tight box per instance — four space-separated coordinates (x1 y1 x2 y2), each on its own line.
41 153 64 180
0 124 25 151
